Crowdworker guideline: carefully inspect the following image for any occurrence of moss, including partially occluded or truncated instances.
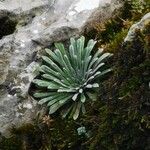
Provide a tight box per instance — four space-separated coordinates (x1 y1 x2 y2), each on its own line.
87 19 150 150
0 136 22 150
105 29 128 53
0 118 85 150
126 0 150 21
85 0 150 46
0 123 53 150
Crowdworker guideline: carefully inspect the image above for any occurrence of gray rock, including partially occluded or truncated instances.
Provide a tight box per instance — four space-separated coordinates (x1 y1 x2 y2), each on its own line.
0 0 123 137
124 12 150 42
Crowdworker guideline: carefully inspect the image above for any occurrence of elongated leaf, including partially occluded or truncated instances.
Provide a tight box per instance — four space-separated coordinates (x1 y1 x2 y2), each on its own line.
83 40 97 60
33 79 50 87
83 56 92 77
42 56 63 73
88 57 98 70
64 55 76 76
34 92 55 98
79 36 85 59
42 55 73 80
81 104 86 114
59 95 72 104
95 48 104 57
40 65 60 78
95 68 112 79
61 105 73 118
93 53 112 68
73 101 81 120
62 67 76 82
54 49 67 67
58 88 76 92
70 38 77 54
90 63 105 76
80 93 86 103
76 36 85 68
45 48 53 57
47 82 60 90
69 44 75 65
47 94 70 106
49 102 63 114
54 43 67 56
69 102 78 119
38 94 58 105
72 93 79 101
47 99 59 106
88 48 103 70
55 50 75 78
46 49 66 67
40 65 72 86
42 74 68 88
49 95 70 114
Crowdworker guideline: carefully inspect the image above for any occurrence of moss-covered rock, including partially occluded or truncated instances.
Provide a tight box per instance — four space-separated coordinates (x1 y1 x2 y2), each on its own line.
88 15 150 150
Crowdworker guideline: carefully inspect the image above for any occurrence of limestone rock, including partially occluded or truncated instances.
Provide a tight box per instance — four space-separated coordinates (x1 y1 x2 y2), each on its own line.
124 12 150 42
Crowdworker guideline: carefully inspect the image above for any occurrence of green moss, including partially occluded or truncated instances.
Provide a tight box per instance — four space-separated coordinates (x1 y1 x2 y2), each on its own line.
0 123 53 150
0 119 84 150
88 20 150 150
85 0 150 46
0 136 22 150
106 29 128 53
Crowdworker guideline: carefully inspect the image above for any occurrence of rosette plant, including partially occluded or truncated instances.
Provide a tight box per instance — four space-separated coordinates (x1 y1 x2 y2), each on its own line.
33 36 112 120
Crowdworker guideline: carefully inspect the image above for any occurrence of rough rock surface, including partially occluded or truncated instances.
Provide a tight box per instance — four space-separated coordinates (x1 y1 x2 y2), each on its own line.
125 12 150 42
0 0 122 137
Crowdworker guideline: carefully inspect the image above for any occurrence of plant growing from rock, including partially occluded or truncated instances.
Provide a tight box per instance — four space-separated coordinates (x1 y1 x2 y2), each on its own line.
32 36 113 120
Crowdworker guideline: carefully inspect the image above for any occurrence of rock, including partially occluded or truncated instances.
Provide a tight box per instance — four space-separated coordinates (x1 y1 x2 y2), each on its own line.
0 0 123 137
124 12 150 42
